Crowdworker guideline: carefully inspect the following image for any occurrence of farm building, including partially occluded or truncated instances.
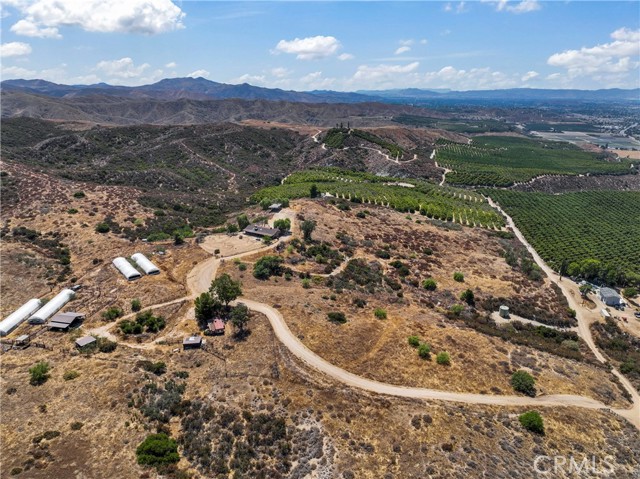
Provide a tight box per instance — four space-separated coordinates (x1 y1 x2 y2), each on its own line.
0 299 43 336
29 289 76 324
131 253 160 275
600 288 622 306
243 224 280 239
112 257 142 280
183 336 203 350
75 336 96 349
48 312 85 331
207 319 225 335
269 203 283 212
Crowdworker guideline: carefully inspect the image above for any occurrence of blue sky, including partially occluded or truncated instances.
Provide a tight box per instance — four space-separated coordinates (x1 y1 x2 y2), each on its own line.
1 1 639 91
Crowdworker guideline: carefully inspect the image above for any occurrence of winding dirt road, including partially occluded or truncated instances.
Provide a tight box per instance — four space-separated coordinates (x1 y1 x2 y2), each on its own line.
92 206 639 428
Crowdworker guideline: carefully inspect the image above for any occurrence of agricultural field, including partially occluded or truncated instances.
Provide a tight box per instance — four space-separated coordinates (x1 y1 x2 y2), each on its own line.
436 136 632 187
393 114 515 134
323 127 405 158
487 190 640 286
252 168 506 229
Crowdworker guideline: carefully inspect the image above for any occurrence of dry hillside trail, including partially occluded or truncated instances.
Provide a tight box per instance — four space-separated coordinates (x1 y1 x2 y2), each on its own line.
92 205 639 429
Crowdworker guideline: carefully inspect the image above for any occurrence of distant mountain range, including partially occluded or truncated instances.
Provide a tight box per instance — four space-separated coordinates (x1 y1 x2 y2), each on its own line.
2 77 638 104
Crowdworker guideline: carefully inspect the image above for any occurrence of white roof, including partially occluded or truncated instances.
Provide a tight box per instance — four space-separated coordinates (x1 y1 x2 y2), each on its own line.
131 253 160 275
0 298 42 336
112 257 142 280
29 289 75 324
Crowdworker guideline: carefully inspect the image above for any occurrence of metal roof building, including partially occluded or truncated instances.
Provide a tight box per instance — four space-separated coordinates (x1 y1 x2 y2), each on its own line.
600 287 622 306
183 335 203 349
76 336 96 348
48 312 85 331
0 299 43 336
131 253 160 275
29 289 76 324
243 224 280 239
112 257 142 280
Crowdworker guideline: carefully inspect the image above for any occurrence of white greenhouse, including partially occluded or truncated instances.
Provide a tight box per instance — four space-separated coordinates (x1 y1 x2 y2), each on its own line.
131 253 160 275
29 289 76 324
113 257 142 280
0 299 43 336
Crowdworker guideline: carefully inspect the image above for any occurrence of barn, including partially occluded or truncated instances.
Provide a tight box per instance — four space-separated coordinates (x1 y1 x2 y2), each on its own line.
131 253 160 275
243 225 280 240
112 257 142 280
48 312 85 331
599 287 622 306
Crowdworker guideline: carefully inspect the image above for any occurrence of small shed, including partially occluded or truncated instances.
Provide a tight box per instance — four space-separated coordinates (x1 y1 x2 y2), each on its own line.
48 312 85 331
499 305 510 318
112 257 142 281
131 253 160 275
183 335 203 350
243 225 280 240
208 319 225 335
599 288 622 306
15 334 30 346
269 203 283 212
601 309 611 319
75 335 96 349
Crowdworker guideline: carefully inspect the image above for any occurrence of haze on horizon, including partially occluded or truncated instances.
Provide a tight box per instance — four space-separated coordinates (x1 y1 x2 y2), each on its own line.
0 0 639 92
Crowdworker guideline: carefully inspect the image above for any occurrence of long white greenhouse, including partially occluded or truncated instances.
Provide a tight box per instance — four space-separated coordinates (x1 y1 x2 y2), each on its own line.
131 253 160 275
0 299 43 336
112 257 142 280
29 289 75 324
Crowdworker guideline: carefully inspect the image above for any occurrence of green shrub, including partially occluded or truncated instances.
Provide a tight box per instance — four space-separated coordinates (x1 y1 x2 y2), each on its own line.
566 308 576 318
67 208 78 214
301 278 311 289
327 312 347 324
622 287 637 298
253 255 284 280
436 351 451 365
375 250 391 259
97 337 117 353
131 298 142 312
418 343 431 359
70 421 84 430
511 370 536 397
138 360 167 375
519 411 544 434
63 370 80 381
136 433 179 467
95 223 110 233
73 191 85 198
448 304 465 317
353 298 367 308
460 289 475 306
29 361 50 386
238 263 247 271
422 278 437 291
453 272 464 282
102 306 123 321
374 308 387 320
408 335 421 347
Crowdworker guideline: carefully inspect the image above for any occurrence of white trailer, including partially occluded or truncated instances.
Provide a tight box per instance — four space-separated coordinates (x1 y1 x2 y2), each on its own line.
131 253 160 275
112 257 142 280
0 299 43 336
29 289 75 324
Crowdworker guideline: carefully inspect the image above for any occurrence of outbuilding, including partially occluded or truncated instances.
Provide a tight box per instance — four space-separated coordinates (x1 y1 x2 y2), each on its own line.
0 298 43 336
208 319 226 335
131 253 160 275
75 336 96 349
600 288 622 306
601 309 611 319
269 203 283 212
243 224 280 240
112 257 142 281
48 312 85 331
29 289 76 324
499 305 510 318
183 336 203 350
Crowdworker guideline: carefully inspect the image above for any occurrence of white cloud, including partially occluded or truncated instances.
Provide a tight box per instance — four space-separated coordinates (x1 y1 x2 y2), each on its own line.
486 0 541 14
421 65 518 90
420 39 428 45
274 35 341 60
353 62 420 82
95 57 150 79
232 73 266 85
337 53 354 61
1 65 37 79
547 27 640 78
521 70 539 82
9 0 185 38
187 69 210 79
395 46 411 55
270 67 290 78
165 61 177 68
299 71 335 89
444 2 468 14
0 41 32 57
